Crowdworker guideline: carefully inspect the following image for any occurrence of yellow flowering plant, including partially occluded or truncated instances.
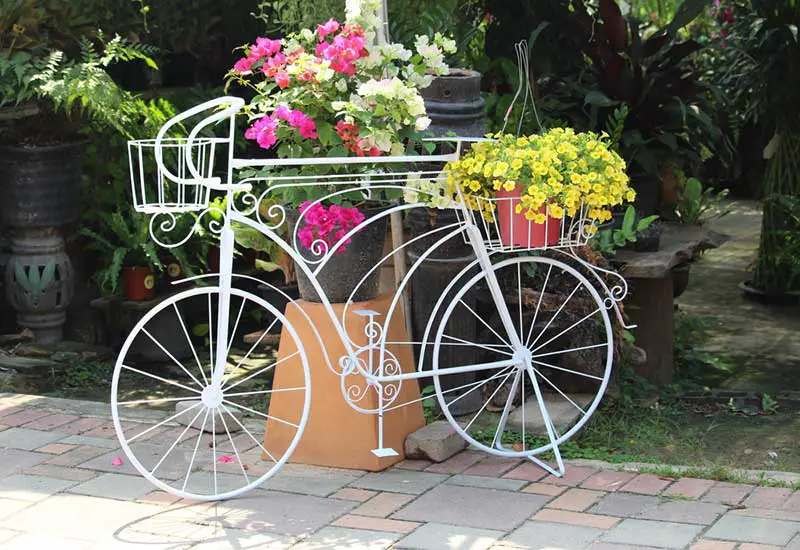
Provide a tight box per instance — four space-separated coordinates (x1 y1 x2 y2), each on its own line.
444 128 635 224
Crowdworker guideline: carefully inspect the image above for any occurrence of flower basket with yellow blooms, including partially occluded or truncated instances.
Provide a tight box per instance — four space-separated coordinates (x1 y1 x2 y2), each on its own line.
443 129 636 250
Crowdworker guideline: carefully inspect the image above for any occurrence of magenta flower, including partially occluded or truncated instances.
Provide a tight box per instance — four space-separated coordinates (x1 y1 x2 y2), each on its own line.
287 110 318 139
298 202 364 253
274 104 291 120
317 18 341 41
251 37 282 58
275 71 290 88
233 56 254 75
244 116 280 149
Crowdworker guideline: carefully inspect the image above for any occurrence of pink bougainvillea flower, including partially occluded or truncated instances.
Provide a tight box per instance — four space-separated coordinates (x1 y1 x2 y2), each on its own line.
251 37 282 58
111 456 124 466
275 71 290 88
233 56 254 75
317 18 340 41
297 202 364 253
274 104 291 120
244 116 280 150
218 455 236 463
287 110 318 139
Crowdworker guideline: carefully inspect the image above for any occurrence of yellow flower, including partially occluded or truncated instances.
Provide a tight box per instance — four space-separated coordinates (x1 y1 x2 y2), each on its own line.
549 204 565 219
626 189 636 202
533 212 547 224
493 161 509 178
511 158 523 170
503 180 516 192
524 209 537 221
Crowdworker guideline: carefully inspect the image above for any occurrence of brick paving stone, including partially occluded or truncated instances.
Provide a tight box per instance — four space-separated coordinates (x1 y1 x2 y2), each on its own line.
531 509 620 530
729 507 800 522
0 532 93 550
663 478 714 499
619 473 671 495
581 471 637 492
502 520 603 550
216 490 356 537
541 466 597 486
522 482 567 496
744 487 794 510
0 448 48 477
0 406 23 418
398 522 502 550
350 469 448 495
690 540 736 550
424 451 484 474
463 456 520 477
703 514 799 545
548 488 605 512
332 514 420 534
136 491 182 506
293 526 399 550
589 492 660 518
82 421 143 439
352 492 414 518
787 534 800 550
36 443 78 455
330 488 378 502
502 462 549 482
785 491 800 511
0 427 64 450
393 484 550 531
0 424 8 432
55 418 109 436
738 544 784 550
446 474 528 492
393 459 432 471
22 413 79 431
0 498 35 521
702 482 754 505
59 435 120 449
266 463 365 497
602 518 703 549
0 409 50 427
588 544 663 550
1 474 76 501
68 472 155 500
44 445 109 467
24 464 99 482
638 500 727 525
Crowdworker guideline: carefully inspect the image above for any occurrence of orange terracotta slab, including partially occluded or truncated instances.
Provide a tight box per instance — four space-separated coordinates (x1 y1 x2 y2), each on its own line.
264 294 425 471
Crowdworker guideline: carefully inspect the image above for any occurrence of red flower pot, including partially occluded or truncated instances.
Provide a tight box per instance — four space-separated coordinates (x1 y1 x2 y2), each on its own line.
495 187 561 248
123 266 155 301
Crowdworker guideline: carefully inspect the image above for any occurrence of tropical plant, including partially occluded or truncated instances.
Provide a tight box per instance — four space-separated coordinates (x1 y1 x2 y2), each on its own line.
674 174 734 226
595 205 659 254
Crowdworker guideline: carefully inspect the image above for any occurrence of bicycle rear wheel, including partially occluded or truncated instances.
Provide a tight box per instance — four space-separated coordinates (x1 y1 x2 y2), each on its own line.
431 256 613 458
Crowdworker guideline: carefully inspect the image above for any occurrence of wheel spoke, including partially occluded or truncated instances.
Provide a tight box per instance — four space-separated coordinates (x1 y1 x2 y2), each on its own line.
150 406 205 477
182 408 210 492
532 342 609 359
207 293 215 381
117 396 198 406
463 368 515 433
224 296 247 365
441 334 513 357
127 401 202 444
525 264 553 348
531 368 587 416
530 307 602 354
224 387 304 398
528 281 584 350
532 359 604 381
492 369 522 450
223 351 299 392
141 328 205 390
173 302 208 386
444 366 516 410
221 404 278 463
217 407 249 485
457 298 511 349
222 316 281 387
222 399 300 429
121 364 202 395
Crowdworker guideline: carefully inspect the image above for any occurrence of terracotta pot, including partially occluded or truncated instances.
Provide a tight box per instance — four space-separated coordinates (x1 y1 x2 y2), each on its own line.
123 266 155 301
495 187 561 248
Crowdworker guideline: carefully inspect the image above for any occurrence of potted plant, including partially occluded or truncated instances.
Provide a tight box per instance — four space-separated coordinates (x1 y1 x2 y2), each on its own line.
441 128 635 247
79 207 163 302
224 2 456 303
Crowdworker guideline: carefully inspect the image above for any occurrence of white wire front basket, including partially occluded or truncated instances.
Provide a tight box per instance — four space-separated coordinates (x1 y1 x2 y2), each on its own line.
128 137 224 214
455 194 598 253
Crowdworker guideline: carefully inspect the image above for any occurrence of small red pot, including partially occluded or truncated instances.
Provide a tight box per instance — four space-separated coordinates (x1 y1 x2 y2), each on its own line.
496 187 561 248
123 266 155 301
163 256 183 284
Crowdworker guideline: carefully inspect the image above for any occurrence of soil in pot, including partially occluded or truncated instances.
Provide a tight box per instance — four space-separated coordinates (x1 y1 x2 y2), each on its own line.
124 266 156 301
288 205 389 304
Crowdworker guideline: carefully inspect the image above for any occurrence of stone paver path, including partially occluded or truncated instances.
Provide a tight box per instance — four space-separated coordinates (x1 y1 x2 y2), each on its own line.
1 392 799 549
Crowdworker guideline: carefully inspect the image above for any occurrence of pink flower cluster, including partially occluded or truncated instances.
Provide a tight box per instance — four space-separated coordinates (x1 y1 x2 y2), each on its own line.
244 106 318 150
314 20 367 76
335 121 381 157
297 202 365 253
233 37 282 75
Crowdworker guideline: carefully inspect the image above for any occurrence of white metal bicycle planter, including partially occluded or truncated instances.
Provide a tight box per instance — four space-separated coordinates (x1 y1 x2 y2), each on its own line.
112 96 634 501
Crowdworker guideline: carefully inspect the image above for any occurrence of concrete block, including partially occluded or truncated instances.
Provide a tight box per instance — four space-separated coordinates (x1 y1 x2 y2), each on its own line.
404 420 465 462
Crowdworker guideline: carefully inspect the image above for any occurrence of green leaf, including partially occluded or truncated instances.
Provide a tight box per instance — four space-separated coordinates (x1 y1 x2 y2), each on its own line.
637 215 659 231
622 205 636 232
613 232 627 247
193 323 209 337
584 90 619 108
316 121 333 146
327 145 348 157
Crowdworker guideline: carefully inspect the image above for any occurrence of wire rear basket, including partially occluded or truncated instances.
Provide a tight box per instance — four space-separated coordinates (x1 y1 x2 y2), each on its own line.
128 137 224 214
456 194 598 253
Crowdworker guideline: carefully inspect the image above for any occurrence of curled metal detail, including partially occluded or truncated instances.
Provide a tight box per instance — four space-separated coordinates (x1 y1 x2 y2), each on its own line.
148 208 226 249
339 346 403 414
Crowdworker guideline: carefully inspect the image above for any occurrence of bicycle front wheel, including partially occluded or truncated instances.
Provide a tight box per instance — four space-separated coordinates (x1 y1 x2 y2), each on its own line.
111 286 310 501
432 256 613 458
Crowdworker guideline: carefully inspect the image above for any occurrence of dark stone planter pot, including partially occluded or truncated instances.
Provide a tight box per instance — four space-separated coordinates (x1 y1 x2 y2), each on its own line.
0 141 85 228
672 263 691 298
421 69 488 139
289 206 389 304
739 280 800 306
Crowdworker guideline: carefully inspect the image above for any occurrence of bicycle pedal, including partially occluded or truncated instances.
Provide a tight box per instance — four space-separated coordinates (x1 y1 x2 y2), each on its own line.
371 447 399 458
